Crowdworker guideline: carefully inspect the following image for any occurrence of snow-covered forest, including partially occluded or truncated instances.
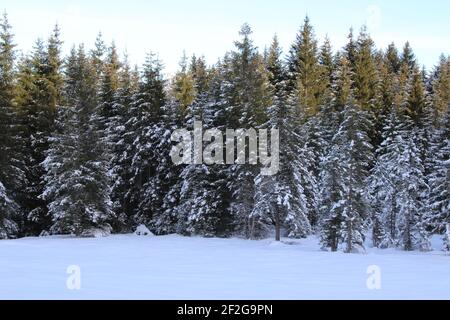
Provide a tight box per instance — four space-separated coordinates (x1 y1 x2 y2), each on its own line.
0 13 449 254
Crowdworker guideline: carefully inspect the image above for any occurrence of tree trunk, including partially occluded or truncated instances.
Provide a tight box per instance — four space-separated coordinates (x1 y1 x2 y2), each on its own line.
275 207 281 242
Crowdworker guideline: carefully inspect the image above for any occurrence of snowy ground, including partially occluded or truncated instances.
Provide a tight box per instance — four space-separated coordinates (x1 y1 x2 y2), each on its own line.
0 234 449 300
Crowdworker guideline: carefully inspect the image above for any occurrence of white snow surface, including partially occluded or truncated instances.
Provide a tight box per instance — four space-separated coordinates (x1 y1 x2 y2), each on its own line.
0 234 449 300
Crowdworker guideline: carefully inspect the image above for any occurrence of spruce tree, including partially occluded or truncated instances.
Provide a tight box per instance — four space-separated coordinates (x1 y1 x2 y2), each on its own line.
226 24 271 239
318 55 353 250
320 101 373 253
385 43 400 74
319 35 335 100
18 26 63 235
353 27 378 112
428 107 450 250
109 55 138 231
401 42 416 72
287 16 322 117
431 55 450 119
344 28 357 70
126 53 167 227
43 46 113 236
368 109 404 248
254 35 313 240
0 13 24 238
396 130 430 251
171 52 196 115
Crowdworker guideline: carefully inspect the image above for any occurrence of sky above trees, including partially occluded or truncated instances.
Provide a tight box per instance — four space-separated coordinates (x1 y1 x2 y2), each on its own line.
2 0 449 74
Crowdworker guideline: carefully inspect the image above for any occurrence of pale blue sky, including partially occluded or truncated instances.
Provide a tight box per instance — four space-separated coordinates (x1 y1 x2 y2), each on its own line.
2 0 449 74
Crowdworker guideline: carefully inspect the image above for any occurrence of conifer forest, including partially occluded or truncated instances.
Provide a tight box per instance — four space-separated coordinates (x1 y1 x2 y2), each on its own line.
0 11 449 256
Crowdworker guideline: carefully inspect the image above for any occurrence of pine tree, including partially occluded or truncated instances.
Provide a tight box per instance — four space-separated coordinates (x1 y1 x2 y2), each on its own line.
374 51 397 144
126 53 167 227
320 101 373 253
98 43 120 131
91 32 106 87
0 181 19 239
43 46 113 236
431 55 450 119
17 26 63 235
318 55 353 251
0 13 24 238
368 109 404 248
173 99 227 236
396 130 430 251
160 54 232 237
286 17 325 226
225 24 272 239
319 35 335 99
253 35 313 240
385 43 400 74
401 42 416 72
370 109 430 251
287 16 322 117
171 52 196 115
428 107 450 250
407 66 426 126
344 28 357 70
190 55 210 94
353 27 378 112
109 55 138 231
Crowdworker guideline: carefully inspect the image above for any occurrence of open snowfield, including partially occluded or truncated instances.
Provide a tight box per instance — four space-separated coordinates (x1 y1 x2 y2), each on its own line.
0 234 449 300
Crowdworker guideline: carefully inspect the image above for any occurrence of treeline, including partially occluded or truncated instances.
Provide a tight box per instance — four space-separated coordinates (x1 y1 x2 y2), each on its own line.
0 14 448 252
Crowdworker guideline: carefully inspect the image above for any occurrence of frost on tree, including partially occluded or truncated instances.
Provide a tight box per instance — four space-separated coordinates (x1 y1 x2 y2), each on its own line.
0 181 19 239
42 46 114 237
320 103 373 253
